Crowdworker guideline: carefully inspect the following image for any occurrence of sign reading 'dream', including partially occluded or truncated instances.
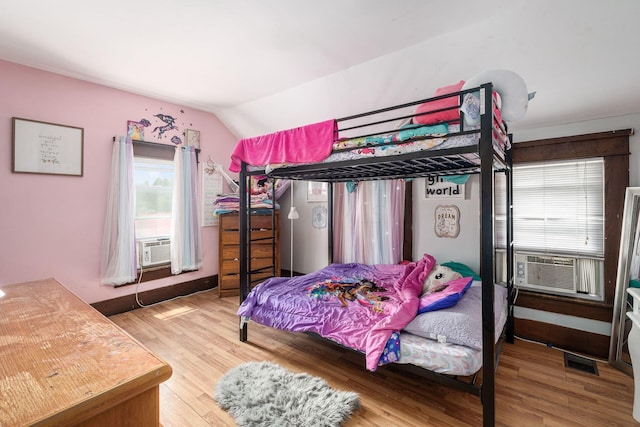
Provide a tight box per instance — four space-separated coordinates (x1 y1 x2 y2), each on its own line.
425 176 465 199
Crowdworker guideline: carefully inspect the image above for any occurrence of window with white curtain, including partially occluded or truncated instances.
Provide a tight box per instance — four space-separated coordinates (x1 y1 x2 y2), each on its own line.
101 139 201 286
496 157 605 299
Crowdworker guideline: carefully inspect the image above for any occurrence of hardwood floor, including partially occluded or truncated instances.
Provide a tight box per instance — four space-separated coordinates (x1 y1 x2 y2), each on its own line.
109 289 637 426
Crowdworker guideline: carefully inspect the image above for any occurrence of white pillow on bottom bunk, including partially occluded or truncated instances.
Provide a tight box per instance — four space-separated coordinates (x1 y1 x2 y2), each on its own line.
403 283 507 350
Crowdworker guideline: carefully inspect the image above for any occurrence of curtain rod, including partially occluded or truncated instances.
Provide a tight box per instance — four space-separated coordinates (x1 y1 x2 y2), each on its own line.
112 136 201 162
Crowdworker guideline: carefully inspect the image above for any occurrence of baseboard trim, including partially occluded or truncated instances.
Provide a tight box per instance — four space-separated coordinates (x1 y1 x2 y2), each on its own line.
92 275 218 317
515 317 610 359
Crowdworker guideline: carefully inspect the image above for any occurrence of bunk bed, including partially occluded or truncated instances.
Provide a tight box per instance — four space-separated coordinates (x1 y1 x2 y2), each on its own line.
232 82 514 427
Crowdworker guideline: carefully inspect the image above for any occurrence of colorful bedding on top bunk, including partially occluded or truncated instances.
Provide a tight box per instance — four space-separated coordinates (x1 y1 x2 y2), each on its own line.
237 254 508 373
258 122 504 174
320 123 486 163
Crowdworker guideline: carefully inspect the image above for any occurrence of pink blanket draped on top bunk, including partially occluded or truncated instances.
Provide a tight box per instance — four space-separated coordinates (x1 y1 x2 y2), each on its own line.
229 119 337 172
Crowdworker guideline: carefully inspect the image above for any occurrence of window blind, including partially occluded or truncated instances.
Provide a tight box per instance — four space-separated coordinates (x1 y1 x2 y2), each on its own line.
496 158 604 258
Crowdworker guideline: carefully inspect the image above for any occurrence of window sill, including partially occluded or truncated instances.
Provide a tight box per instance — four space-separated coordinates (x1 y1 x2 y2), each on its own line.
516 290 613 322
128 265 172 285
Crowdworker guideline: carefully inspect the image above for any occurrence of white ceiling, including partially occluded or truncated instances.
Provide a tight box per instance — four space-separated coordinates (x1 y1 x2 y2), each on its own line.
1 0 639 139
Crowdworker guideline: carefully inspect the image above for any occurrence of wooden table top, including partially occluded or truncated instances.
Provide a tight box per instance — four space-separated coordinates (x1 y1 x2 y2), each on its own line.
0 278 172 426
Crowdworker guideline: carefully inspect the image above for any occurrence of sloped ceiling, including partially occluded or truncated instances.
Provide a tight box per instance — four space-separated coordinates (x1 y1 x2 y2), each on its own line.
1 0 639 139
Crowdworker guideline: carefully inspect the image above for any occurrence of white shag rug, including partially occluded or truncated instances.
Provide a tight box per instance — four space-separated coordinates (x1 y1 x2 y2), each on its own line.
214 361 360 427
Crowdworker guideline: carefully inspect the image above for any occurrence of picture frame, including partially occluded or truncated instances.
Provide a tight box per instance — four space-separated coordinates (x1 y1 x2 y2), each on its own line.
434 204 460 238
185 129 201 148
312 205 328 229
127 120 145 140
307 182 328 202
12 117 84 176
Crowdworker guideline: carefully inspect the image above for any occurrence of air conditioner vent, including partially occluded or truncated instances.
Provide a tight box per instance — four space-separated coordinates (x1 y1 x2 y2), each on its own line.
139 238 171 267
515 252 577 295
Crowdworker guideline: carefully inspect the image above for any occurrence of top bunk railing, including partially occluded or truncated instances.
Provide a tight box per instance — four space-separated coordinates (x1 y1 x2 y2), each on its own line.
238 83 511 183
334 83 506 139
277 83 508 182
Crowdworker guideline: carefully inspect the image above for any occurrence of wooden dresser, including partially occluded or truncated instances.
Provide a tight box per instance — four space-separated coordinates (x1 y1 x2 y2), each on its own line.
0 278 172 427
218 212 280 297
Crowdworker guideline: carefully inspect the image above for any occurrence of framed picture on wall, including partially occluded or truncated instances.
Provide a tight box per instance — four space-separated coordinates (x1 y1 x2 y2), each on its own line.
434 204 460 238
185 129 201 148
12 117 84 176
127 120 145 140
307 182 328 202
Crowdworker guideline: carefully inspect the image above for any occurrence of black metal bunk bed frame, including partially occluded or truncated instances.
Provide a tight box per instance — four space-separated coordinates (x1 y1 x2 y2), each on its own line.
237 83 514 427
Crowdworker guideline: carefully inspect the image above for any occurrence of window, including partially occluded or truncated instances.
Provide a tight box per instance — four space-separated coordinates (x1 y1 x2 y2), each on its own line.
495 129 631 312
501 158 605 299
134 156 174 240
496 158 605 300
101 139 200 285
512 158 604 257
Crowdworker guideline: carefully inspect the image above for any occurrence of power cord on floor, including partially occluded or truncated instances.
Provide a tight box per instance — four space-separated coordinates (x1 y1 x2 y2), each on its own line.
134 266 216 308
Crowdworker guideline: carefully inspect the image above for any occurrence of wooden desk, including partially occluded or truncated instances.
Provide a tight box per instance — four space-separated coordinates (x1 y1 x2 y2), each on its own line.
0 278 172 426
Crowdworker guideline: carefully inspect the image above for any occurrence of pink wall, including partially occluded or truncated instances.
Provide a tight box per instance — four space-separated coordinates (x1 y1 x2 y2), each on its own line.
0 60 238 303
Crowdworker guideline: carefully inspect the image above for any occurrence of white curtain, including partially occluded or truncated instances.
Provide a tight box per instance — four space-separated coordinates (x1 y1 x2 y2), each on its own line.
333 180 405 264
577 258 599 295
171 145 202 274
100 137 137 286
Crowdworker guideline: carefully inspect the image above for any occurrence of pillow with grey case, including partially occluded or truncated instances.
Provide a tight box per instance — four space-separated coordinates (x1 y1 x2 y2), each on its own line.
403 283 507 350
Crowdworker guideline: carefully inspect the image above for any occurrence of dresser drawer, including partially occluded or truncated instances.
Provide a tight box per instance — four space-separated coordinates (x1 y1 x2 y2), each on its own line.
218 212 280 298
221 229 276 245
219 214 277 231
221 257 275 275
221 243 274 261
219 274 239 290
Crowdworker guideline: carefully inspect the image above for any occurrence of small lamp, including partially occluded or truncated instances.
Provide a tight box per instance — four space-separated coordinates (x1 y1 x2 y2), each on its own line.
287 206 299 220
288 183 299 277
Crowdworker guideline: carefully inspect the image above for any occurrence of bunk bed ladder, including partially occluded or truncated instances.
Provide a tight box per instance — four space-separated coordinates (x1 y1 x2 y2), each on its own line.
239 161 249 342
239 163 279 342
327 182 334 263
247 200 277 287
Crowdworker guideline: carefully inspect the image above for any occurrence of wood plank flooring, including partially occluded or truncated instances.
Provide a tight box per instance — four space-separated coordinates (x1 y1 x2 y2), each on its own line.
109 290 637 426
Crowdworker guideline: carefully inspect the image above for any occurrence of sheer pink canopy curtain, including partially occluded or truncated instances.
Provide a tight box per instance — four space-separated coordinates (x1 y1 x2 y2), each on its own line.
333 180 405 265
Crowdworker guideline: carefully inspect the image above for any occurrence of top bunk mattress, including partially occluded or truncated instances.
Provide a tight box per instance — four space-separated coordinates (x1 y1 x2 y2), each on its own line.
268 123 502 168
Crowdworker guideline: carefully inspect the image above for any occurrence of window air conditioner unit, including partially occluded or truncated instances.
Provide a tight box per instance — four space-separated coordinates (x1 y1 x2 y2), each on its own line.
515 252 577 295
139 238 171 267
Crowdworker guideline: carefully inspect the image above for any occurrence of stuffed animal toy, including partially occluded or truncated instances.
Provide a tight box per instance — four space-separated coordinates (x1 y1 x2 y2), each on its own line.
421 264 462 295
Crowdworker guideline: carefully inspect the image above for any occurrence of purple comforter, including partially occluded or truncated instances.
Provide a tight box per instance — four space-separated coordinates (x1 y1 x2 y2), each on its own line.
237 257 433 370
